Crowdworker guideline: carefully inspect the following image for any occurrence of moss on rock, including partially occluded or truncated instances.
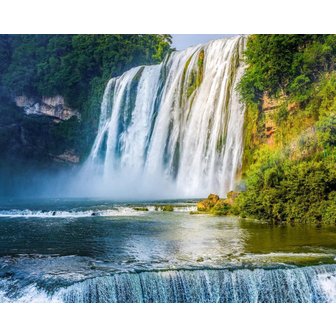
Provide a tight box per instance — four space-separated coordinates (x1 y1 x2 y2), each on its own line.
196 193 235 216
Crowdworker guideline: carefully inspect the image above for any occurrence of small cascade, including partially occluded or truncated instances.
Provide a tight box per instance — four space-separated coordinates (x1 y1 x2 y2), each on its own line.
55 265 336 303
82 36 246 198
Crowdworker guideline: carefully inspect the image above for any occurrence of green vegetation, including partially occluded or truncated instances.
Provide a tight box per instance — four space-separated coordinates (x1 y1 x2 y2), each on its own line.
155 205 174 211
238 35 336 104
195 193 237 216
1 35 171 106
235 34 336 226
232 143 336 226
0 34 172 162
179 49 204 107
161 205 174 212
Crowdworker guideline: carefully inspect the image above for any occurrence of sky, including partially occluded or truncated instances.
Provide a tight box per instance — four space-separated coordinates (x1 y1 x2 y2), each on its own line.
171 34 236 50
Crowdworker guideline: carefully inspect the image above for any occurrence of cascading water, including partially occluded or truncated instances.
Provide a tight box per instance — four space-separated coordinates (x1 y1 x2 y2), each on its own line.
81 36 246 199
2 265 336 303
56 265 336 303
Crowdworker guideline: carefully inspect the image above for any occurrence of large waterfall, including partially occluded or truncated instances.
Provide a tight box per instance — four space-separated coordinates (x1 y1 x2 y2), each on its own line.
83 36 246 199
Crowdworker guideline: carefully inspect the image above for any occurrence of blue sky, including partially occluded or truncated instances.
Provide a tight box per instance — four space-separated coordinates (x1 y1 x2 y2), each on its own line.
171 34 236 50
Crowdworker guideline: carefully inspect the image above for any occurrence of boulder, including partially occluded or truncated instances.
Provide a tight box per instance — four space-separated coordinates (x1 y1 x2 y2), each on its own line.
208 193 220 203
196 193 236 215
161 205 174 212
197 194 220 212
197 199 212 212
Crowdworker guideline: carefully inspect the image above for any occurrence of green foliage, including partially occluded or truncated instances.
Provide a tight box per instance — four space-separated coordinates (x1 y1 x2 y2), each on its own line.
241 102 265 171
275 104 289 126
0 34 172 162
239 34 336 104
155 205 174 211
179 49 204 107
51 116 80 154
235 132 336 225
316 113 336 148
237 35 336 226
1 34 171 107
210 200 231 216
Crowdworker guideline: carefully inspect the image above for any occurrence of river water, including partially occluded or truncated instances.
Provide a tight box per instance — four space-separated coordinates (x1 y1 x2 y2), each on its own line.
0 198 335 302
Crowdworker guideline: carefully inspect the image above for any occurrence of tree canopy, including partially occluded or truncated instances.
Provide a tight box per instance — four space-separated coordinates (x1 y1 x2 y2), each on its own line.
0 34 172 108
239 34 336 104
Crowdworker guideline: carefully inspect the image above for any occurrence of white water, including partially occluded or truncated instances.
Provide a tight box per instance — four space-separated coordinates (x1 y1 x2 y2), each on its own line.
0 205 196 218
1 265 336 303
80 36 246 199
0 208 141 218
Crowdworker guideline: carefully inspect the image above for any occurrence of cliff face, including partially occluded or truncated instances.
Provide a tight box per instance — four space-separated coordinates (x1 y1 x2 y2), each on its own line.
261 94 280 148
0 96 80 169
15 95 80 121
241 92 319 173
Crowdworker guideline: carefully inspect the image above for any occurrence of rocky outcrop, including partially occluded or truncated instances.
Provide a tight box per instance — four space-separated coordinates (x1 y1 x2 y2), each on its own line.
261 94 282 112
155 205 174 211
15 95 80 120
196 193 237 215
0 109 80 169
197 193 219 211
53 150 80 164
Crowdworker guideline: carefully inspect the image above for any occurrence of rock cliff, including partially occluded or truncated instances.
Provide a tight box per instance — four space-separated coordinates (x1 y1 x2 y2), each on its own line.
15 95 80 121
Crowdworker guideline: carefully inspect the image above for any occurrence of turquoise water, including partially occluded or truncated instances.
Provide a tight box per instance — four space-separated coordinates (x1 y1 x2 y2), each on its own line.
0 198 336 302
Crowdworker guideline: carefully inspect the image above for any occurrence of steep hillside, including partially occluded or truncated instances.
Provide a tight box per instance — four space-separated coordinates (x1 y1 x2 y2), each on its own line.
234 35 336 226
0 35 172 194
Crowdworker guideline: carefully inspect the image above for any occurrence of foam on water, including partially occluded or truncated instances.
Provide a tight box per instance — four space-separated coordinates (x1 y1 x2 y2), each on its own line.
1 264 336 303
53 265 336 303
317 272 336 302
0 207 141 218
0 205 197 218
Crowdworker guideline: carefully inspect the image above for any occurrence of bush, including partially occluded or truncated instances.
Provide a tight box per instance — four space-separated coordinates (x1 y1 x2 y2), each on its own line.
317 113 336 148
235 153 336 225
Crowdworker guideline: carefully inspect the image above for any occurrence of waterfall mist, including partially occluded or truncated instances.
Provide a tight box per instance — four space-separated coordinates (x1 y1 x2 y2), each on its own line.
73 36 246 200
0 36 246 201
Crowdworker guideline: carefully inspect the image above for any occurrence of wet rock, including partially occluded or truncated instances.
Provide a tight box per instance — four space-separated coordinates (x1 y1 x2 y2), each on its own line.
133 207 149 211
161 205 174 212
197 193 234 215
155 205 174 211
208 193 220 203
15 95 80 121
197 194 220 212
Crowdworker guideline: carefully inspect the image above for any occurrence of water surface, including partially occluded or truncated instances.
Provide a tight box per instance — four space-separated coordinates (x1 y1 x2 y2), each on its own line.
0 198 335 302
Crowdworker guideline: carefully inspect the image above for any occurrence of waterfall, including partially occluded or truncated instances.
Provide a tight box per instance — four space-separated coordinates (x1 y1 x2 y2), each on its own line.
1 264 336 302
54 265 336 303
0 265 336 303
83 36 246 198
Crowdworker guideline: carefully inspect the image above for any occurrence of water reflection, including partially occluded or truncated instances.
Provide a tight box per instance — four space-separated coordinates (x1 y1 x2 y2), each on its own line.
0 201 336 282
